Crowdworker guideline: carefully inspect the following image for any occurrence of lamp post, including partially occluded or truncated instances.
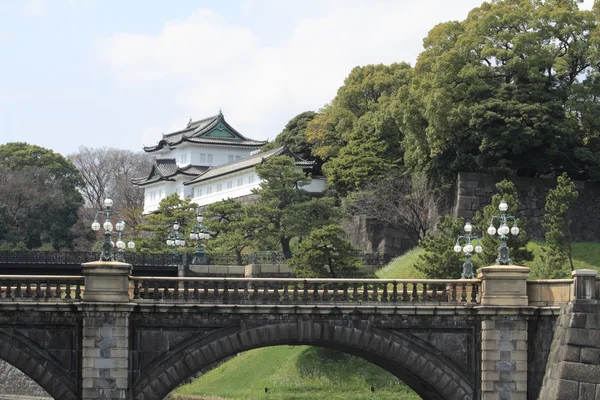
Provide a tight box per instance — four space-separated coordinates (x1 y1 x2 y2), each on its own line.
166 221 186 266
487 200 520 265
453 222 483 279
91 198 135 262
189 214 211 265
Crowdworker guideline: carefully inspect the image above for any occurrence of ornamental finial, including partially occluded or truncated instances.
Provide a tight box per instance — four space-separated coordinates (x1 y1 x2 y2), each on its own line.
219 108 223 117
187 117 192 126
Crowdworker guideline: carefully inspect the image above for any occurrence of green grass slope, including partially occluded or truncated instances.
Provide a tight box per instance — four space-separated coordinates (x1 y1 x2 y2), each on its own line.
172 346 420 400
376 247 426 279
525 241 600 278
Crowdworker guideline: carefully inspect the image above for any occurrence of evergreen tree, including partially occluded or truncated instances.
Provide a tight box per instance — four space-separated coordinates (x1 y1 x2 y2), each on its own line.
203 199 263 265
537 173 579 277
288 225 361 278
250 156 340 258
0 143 84 249
133 194 198 253
415 214 466 279
261 111 318 161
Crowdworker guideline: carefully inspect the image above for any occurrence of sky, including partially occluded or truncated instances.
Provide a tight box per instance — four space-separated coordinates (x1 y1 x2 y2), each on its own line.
0 0 595 157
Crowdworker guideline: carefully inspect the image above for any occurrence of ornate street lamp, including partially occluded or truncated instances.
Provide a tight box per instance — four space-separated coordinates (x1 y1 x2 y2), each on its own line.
487 200 520 265
189 214 211 265
91 198 135 262
453 222 483 279
166 221 186 265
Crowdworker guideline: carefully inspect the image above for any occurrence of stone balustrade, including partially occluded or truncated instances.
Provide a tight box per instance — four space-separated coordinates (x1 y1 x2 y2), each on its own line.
0 275 84 301
130 277 481 305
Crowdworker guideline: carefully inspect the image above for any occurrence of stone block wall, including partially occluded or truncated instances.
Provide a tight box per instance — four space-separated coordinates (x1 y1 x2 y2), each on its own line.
341 215 413 256
0 359 51 398
453 172 600 241
538 302 600 399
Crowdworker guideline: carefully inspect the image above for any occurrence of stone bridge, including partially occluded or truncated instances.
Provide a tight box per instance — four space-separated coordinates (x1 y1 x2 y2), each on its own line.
0 262 593 400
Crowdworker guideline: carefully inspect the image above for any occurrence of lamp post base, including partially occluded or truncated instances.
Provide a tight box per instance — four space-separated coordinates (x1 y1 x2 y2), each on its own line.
496 239 511 265
461 260 474 279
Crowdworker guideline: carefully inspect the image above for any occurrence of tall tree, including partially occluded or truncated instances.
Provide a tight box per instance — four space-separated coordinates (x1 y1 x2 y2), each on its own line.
0 143 84 249
399 0 600 184
542 172 579 274
306 63 413 195
250 156 339 258
261 111 318 161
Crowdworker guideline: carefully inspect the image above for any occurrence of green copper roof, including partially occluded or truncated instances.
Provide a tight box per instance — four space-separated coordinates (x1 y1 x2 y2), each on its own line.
143 112 267 153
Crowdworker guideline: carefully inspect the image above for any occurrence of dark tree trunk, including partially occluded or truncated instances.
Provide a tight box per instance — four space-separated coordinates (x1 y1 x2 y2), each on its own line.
281 238 292 259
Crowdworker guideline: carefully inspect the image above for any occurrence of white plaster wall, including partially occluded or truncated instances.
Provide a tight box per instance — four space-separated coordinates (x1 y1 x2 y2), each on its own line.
172 143 251 167
301 177 326 193
142 178 191 214
189 170 261 207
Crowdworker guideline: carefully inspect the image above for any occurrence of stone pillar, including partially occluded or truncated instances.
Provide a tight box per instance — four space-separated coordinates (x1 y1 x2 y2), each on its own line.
80 261 133 400
538 270 600 400
572 269 598 303
477 265 531 400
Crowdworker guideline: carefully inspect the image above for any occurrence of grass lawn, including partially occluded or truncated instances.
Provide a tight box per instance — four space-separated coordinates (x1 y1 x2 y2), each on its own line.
524 241 600 278
376 247 426 279
172 346 421 400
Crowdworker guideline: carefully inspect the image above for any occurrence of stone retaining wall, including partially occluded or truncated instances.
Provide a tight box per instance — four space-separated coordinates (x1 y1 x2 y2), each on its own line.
453 172 600 241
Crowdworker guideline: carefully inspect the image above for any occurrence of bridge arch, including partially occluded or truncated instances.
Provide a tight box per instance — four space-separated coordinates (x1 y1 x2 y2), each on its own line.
133 321 475 400
0 329 79 400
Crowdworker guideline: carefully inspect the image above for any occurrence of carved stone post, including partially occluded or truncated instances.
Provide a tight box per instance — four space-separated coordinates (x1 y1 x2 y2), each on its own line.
477 265 531 400
572 269 597 303
80 261 133 400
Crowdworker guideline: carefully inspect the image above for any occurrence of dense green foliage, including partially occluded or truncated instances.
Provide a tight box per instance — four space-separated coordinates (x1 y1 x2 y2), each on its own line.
399 0 600 184
261 111 318 161
289 225 361 278
537 173 579 277
415 215 467 279
173 346 420 400
306 63 412 196
303 1 600 193
132 194 198 253
203 199 262 265
251 156 339 258
0 142 84 249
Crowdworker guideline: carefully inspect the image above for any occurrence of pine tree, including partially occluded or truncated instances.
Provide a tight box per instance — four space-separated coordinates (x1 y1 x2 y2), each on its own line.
538 173 578 277
288 225 361 278
415 214 466 279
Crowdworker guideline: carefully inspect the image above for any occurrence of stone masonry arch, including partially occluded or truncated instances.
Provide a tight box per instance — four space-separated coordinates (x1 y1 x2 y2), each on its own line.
133 320 475 400
0 329 79 400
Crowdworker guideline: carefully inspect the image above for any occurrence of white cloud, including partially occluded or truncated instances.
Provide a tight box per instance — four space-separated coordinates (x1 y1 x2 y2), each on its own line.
98 0 503 144
22 0 46 16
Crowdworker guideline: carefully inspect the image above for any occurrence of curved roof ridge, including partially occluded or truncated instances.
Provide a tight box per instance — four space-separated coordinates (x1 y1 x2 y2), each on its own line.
143 112 266 153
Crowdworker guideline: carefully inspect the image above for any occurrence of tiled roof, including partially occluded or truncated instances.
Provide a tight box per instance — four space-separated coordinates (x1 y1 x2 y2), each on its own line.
131 158 209 187
143 112 267 152
184 146 316 185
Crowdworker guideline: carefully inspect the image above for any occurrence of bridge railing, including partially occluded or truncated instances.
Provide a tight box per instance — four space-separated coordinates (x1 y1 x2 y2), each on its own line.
130 277 481 305
0 275 84 301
